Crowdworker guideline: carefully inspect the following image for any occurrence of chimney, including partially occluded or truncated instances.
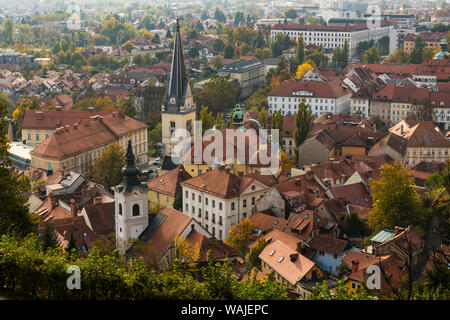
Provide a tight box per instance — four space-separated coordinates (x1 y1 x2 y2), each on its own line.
400 124 404 135
88 107 94 112
289 253 298 262
55 106 62 111
49 192 57 210
70 199 78 217
351 260 360 273
295 178 301 186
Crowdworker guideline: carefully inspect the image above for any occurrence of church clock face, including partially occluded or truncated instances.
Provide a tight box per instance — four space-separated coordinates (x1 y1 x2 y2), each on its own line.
169 97 176 105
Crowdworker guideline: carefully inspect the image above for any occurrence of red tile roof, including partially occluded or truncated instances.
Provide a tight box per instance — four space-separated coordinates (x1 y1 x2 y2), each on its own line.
268 79 351 99
308 234 348 255
22 109 110 130
181 167 262 199
30 113 147 160
147 166 192 197
259 240 316 286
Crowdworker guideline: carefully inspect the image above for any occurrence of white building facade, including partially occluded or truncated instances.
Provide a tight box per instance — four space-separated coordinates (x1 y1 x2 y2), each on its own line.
270 22 397 57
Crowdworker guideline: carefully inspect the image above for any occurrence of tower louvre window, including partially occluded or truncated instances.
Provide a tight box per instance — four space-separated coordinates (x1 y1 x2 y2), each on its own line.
132 204 140 216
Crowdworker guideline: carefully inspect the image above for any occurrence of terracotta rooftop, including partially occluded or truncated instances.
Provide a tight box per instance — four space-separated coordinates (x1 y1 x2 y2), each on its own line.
22 109 110 130
147 165 192 197
327 182 372 208
30 112 147 160
259 240 316 286
308 233 348 255
181 167 264 199
248 212 288 234
268 79 351 99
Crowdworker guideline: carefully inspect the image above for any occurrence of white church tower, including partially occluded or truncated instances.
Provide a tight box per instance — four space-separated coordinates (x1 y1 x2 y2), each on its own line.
114 140 149 252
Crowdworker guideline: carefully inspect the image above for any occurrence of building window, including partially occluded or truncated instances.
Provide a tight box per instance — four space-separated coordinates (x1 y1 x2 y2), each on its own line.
219 202 222 210
132 204 140 216
243 199 247 208
212 200 215 208
118 203 122 215
231 202 235 210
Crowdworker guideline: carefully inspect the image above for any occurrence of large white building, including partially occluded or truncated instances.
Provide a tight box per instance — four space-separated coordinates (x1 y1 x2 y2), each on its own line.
181 167 269 241
267 79 352 117
270 22 397 57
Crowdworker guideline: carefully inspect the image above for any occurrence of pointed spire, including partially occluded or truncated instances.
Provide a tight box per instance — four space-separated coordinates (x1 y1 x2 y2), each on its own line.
164 17 188 111
122 140 140 187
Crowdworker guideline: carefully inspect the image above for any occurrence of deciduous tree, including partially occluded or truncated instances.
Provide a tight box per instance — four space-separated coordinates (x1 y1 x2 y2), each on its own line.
93 143 126 191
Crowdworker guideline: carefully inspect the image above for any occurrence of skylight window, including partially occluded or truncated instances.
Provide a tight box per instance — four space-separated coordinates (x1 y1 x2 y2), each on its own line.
269 250 275 256
278 256 284 263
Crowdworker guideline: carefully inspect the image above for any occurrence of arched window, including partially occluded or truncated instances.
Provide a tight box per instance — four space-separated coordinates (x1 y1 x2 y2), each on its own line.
119 203 122 215
132 204 140 216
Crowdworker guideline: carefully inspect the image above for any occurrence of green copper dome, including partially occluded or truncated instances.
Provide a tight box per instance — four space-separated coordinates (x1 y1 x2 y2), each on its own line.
232 104 245 130
433 38 448 60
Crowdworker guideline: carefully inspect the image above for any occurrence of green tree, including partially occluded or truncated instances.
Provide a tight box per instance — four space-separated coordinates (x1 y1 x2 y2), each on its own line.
66 232 78 259
309 280 374 300
258 107 268 129
293 99 312 166
92 143 126 191
214 112 225 130
343 210 365 237
188 47 199 58
117 94 136 118
0 102 37 236
363 46 381 63
194 75 238 115
224 45 234 59
342 40 350 68
199 105 215 135
148 122 162 150
212 39 224 51
42 222 60 251
409 35 426 64
284 9 297 19
293 34 305 71
271 110 284 145
247 238 267 268
173 192 183 211
3 19 14 44
368 162 427 232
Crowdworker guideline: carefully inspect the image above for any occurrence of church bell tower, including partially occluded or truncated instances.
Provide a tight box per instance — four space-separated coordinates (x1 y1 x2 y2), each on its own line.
161 18 196 157
114 140 149 252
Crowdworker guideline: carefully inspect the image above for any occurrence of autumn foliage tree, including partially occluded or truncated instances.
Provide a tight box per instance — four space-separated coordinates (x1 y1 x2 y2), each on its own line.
225 218 254 259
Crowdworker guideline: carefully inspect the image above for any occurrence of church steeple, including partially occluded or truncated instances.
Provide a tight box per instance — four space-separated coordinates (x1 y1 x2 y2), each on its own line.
164 18 189 113
122 139 140 188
